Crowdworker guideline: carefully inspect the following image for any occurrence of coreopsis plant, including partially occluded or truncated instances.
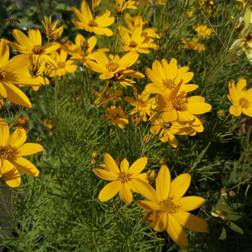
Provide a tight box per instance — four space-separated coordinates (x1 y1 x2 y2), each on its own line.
114 0 138 14
49 49 77 77
138 164 208 248
93 153 150 204
71 1 115 36
228 78 252 117
0 120 44 187
105 106 129 128
11 28 60 65
42 16 64 41
86 51 144 86
193 24 214 39
0 39 39 108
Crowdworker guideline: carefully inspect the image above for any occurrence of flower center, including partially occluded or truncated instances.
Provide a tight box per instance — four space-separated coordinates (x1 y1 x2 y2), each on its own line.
106 62 119 72
129 41 138 48
172 96 187 111
239 98 249 109
0 146 17 160
88 20 98 27
58 62 66 68
160 198 178 213
118 172 131 183
163 122 171 129
163 79 176 89
0 68 7 80
33 45 43 55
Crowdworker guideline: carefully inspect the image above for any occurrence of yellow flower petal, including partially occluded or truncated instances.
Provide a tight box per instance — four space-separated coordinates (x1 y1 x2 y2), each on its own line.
120 158 129 172
0 39 9 67
3 168 21 188
4 83 32 108
172 211 208 233
8 128 27 148
12 29 33 49
98 181 121 202
178 196 205 211
128 157 148 175
152 212 168 232
93 168 117 181
156 164 171 201
0 122 9 146
118 52 139 68
17 143 44 156
169 173 191 201
137 200 161 211
13 157 39 177
28 29 42 46
229 105 242 116
1 159 14 174
166 214 188 248
119 182 133 204
104 153 120 174
130 178 155 198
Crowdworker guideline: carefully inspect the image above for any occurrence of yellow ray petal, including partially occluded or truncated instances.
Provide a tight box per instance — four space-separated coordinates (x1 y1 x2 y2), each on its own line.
120 158 129 172
93 168 117 181
178 196 205 211
172 211 208 233
118 52 139 68
13 157 40 177
0 122 9 146
104 153 120 174
166 215 188 249
98 181 121 202
4 83 32 108
152 212 168 232
12 29 33 49
17 143 44 156
119 182 133 204
8 128 27 149
28 29 42 46
138 200 161 211
128 157 148 175
169 173 191 201
156 164 171 201
0 39 9 67
3 168 21 188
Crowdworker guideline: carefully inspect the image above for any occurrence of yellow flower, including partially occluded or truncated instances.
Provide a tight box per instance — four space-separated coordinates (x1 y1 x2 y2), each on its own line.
42 119 54 130
144 58 198 95
93 153 150 204
181 37 206 53
86 51 144 86
11 28 60 65
49 49 77 77
125 91 156 122
118 25 159 54
138 165 208 248
65 34 109 63
92 0 101 10
0 122 44 187
105 106 129 128
228 78 252 117
0 40 38 108
42 16 64 41
193 24 214 39
114 0 138 14
150 117 177 148
71 1 115 36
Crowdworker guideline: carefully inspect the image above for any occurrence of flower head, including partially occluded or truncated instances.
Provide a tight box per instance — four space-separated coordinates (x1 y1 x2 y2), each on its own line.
114 0 138 14
228 78 252 117
105 106 129 128
0 121 43 187
193 24 213 39
93 153 150 204
138 165 208 248
71 1 114 36
42 16 64 41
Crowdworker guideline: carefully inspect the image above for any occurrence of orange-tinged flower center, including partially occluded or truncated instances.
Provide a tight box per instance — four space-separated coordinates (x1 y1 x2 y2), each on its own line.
33 45 43 55
172 96 187 111
88 20 98 27
118 172 131 183
106 62 119 72
160 198 178 213
239 97 249 109
163 79 176 89
58 62 66 68
129 41 138 48
0 146 17 160
0 69 7 80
